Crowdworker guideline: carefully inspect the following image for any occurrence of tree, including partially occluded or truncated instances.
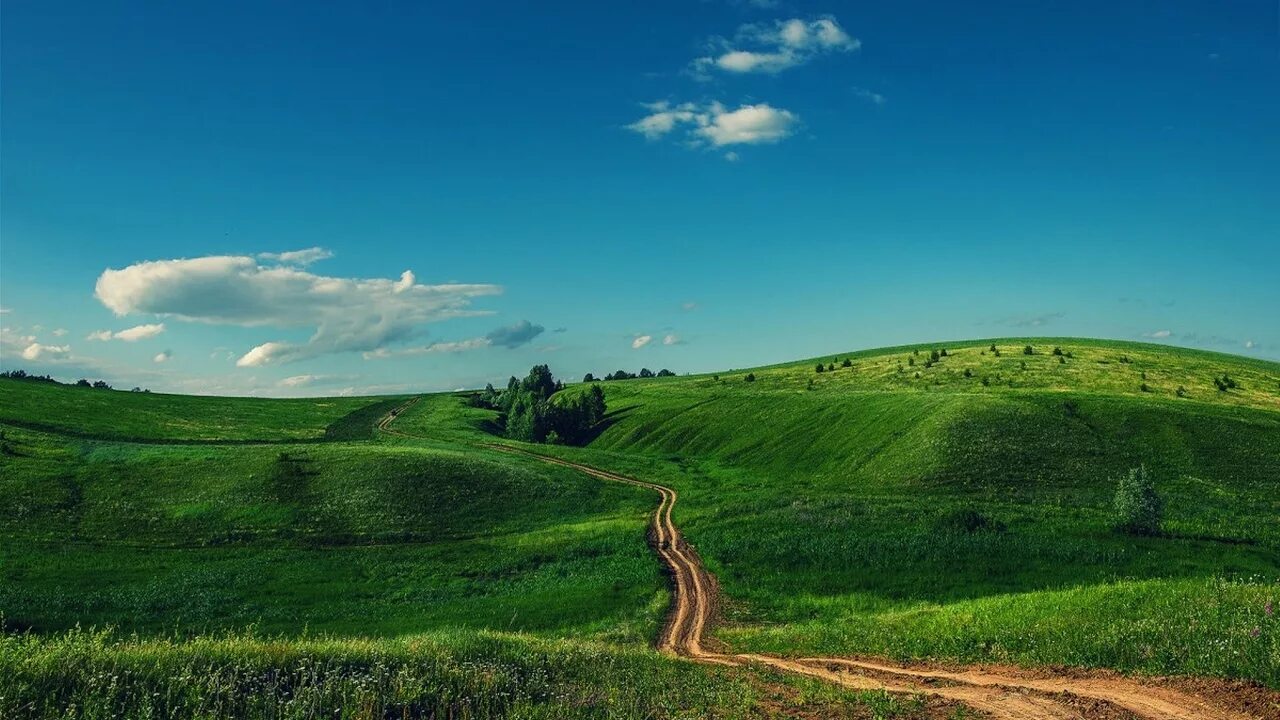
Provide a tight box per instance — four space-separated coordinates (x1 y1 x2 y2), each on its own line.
744 373 756 382
1023 345 1034 355
75 379 91 388
583 373 595 383
639 368 654 378
989 344 997 352
815 363 825 373
1113 466 1163 536
841 358 852 368
657 368 675 377
963 368 972 378
907 357 915 367
826 363 835 372
929 349 940 362
1052 347 1063 356
940 348 948 357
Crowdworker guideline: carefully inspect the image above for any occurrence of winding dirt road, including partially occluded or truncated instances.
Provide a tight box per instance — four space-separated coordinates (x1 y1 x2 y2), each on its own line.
380 403 1274 719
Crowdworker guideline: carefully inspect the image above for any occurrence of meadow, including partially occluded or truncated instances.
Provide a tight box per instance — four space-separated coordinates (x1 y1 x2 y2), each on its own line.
2 337 1278 717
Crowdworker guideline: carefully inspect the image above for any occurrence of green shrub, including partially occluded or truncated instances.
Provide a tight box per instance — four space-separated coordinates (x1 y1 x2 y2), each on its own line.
1113 466 1163 536
935 508 1005 534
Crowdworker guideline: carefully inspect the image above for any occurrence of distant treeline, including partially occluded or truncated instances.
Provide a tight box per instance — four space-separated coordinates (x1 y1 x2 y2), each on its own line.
0 369 148 392
470 365 606 445
584 368 676 382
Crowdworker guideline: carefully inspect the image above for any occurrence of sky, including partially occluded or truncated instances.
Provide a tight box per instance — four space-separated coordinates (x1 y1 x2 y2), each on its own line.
2 1 1277 396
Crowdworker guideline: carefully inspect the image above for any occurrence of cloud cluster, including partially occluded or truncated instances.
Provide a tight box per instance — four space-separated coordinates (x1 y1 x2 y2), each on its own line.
93 250 502 367
364 320 544 360
691 17 858 77
88 323 166 342
258 247 334 266
628 101 798 147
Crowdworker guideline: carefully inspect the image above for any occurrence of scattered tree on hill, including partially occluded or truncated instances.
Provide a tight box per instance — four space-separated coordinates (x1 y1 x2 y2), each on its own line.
583 373 595 383
744 373 756 382
1052 347 1063 356
963 368 973 378
1113 466 1163 536
907 356 915 367
1058 356 1066 364
815 363 825 373
712 375 720 382
826 363 835 372
657 369 676 377
1213 374 1238 392
604 370 637 381
638 368 655 379
1023 345 1034 355
841 358 852 368
929 349 940 362
940 348 949 357
0 370 60 384
989 344 997 352
75 379 92 388
1140 383 1151 392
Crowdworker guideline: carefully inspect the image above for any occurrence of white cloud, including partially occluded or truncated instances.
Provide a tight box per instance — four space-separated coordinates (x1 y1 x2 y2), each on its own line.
153 350 172 363
691 16 858 78
632 334 653 349
0 308 10 314
279 374 325 387
853 87 886 105
663 334 681 346
1144 330 1173 339
257 247 334 266
93 253 501 367
52 328 68 337
1245 340 1255 349
485 320 545 349
627 101 798 148
363 337 491 360
724 151 740 162
22 342 71 361
89 323 167 342
681 301 699 312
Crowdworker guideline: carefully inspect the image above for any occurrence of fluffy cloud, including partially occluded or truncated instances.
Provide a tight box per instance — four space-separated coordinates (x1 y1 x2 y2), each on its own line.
1144 329 1173 339
153 350 172 363
257 247 334 266
853 87 886 105
52 328 68 337
691 16 858 77
22 342 71 361
663 334 681 346
93 253 501 367
628 101 798 147
485 320 545 349
88 323 166 342
632 334 653 349
363 320 544 360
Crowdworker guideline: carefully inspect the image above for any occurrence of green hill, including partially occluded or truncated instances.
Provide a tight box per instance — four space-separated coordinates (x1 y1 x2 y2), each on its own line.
478 339 1280 683
2 337 1277 717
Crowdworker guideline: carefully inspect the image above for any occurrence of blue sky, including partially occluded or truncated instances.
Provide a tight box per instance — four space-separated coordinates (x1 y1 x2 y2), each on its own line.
2 1 1277 395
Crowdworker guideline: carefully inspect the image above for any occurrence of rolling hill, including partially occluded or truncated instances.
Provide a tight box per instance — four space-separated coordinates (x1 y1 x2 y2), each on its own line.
2 337 1277 718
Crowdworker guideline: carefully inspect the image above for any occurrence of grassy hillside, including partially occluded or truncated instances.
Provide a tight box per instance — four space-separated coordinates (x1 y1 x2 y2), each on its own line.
2 336 1277 715
460 339 1280 685
0 378 399 442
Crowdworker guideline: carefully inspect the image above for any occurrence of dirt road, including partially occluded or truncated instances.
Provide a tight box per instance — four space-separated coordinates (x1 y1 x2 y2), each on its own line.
376 404 1272 719
482 445 1272 720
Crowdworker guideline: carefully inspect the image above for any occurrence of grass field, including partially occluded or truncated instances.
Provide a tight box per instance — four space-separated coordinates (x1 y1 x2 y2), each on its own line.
2 337 1278 716
466 338 1280 685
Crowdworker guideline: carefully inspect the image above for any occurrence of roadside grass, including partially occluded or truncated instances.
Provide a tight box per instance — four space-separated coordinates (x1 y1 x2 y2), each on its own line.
1 629 946 720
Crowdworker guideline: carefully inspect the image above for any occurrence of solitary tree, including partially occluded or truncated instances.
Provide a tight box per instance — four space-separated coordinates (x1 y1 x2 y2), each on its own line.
1023 345 1034 355
744 372 756 382
1113 465 1163 536
583 373 595 383
815 363 825 373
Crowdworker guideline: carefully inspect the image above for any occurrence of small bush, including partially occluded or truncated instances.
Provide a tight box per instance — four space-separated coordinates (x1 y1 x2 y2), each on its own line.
1052 347 1063 356
1023 345 1034 355
744 373 755 383
1176 385 1187 397
1113 465 1162 536
1140 383 1151 393
936 508 1005 534
841 358 852 368
815 363 825 373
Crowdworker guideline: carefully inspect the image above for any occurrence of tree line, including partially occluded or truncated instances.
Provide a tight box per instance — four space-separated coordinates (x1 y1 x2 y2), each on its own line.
0 369 147 392
470 365 607 445
582 368 676 382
